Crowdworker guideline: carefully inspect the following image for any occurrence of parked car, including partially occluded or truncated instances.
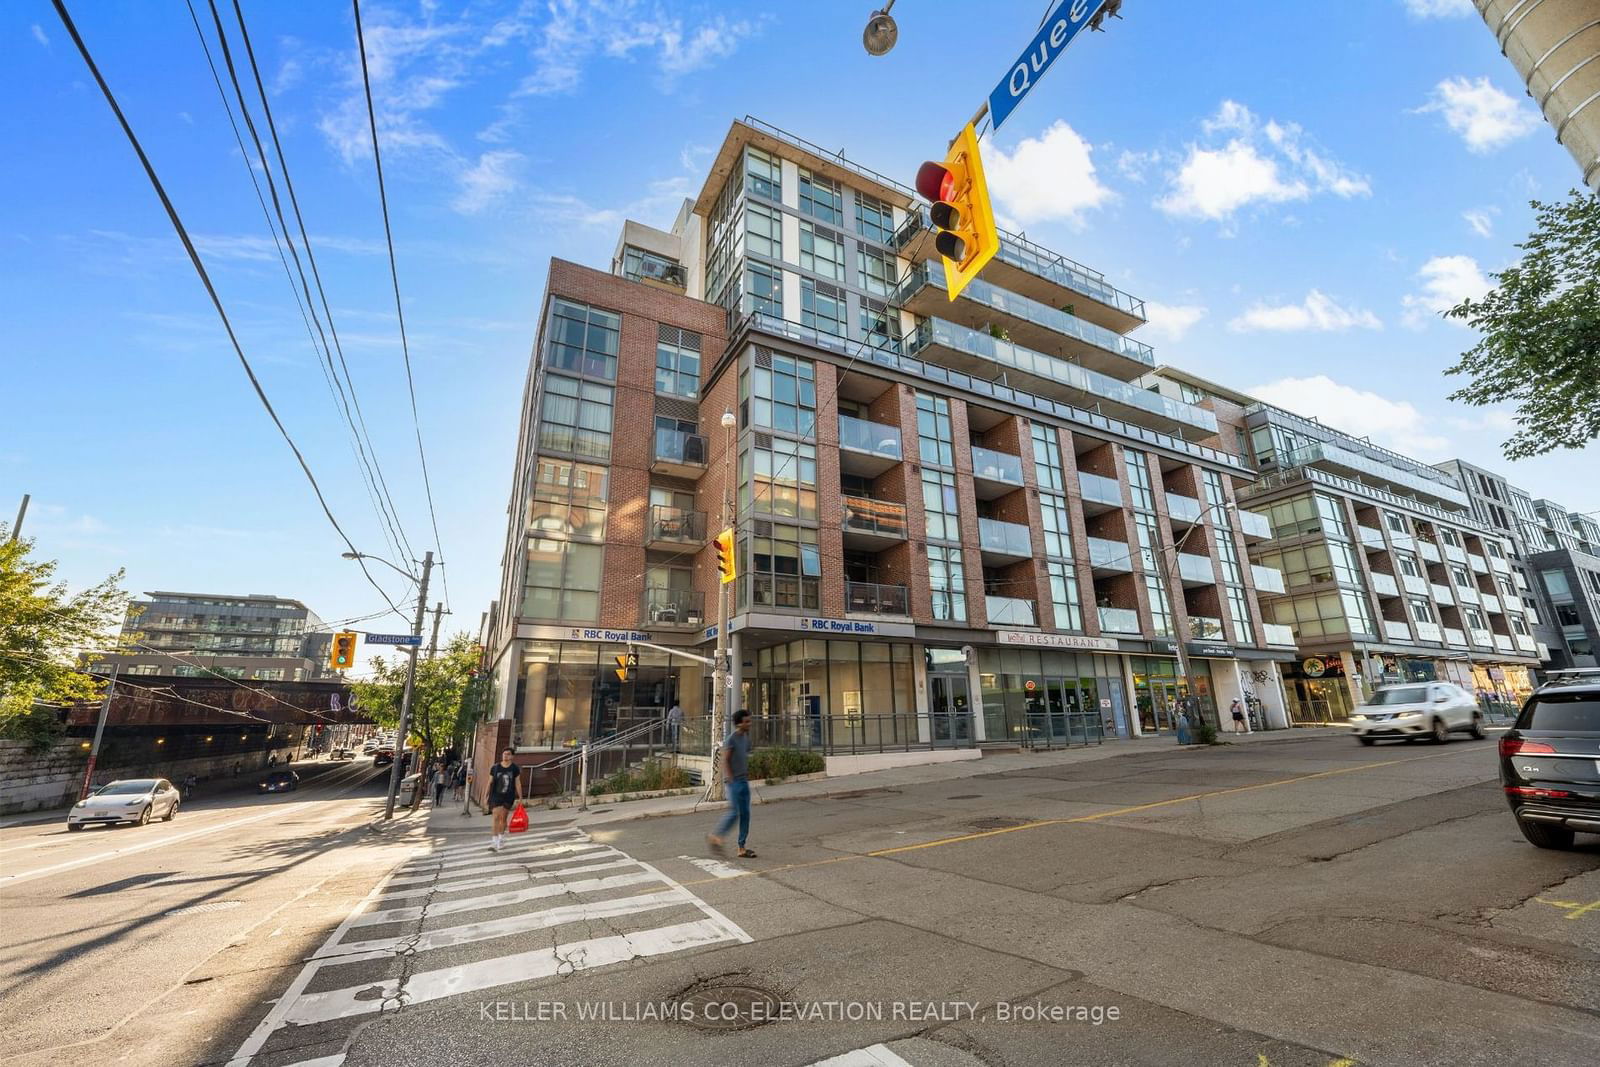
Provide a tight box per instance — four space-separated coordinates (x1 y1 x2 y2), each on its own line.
373 747 395 768
1499 673 1600 850
67 778 180 829
259 770 299 794
1347 682 1484 744
330 748 357 760
361 740 378 754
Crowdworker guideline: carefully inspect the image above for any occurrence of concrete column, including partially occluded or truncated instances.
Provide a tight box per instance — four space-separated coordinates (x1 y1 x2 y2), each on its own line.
729 630 744 719
913 645 931 743
1122 655 1143 738
967 652 987 743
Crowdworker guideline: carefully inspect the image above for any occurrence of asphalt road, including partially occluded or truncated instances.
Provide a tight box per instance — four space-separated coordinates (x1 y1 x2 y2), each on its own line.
3 733 1598 1067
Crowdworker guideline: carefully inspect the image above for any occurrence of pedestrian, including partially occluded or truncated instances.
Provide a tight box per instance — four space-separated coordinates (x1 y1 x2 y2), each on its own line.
232 760 242 778
432 763 447 806
484 748 524 852
707 709 756 859
1175 710 1192 746
666 700 683 750
182 772 197 800
268 752 277 768
452 762 466 801
1229 698 1246 734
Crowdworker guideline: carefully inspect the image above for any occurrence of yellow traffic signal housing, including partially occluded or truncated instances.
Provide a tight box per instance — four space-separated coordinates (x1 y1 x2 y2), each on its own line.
330 631 358 671
614 653 629 682
714 528 737 584
915 122 999 301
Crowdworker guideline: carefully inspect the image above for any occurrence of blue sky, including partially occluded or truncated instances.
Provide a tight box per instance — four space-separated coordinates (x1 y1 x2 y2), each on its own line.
4 0 1594 643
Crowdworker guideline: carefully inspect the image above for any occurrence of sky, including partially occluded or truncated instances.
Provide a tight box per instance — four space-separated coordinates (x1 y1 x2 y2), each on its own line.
3 0 1596 647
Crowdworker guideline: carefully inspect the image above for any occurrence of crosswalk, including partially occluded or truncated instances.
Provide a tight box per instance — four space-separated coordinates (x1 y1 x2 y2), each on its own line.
228 825 750 1067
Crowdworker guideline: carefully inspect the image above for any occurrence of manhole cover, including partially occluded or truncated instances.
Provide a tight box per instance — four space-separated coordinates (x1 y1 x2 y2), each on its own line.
675 977 783 1031
969 817 1026 831
164 900 244 917
946 794 980 800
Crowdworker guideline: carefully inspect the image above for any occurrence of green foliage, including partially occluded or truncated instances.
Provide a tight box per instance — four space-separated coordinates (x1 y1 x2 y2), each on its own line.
590 759 691 795
350 632 483 762
748 747 825 781
0 526 129 748
1194 721 1219 746
1445 190 1600 459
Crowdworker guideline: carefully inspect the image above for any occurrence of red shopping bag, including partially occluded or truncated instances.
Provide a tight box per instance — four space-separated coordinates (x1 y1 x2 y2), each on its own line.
507 805 529 834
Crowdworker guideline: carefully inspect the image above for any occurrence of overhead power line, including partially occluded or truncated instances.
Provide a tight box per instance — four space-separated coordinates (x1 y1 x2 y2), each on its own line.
51 0 408 623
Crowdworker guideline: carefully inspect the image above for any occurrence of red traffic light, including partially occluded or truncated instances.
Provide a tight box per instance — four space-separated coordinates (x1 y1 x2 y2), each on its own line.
916 161 956 204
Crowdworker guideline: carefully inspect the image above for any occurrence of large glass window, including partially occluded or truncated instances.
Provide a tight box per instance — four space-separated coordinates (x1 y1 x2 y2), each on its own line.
1040 493 1072 560
929 545 966 622
546 299 620 380
748 525 821 610
745 262 782 317
858 246 894 297
799 221 844 281
1135 512 1173 637
751 352 816 436
655 340 700 398
746 147 780 200
922 469 961 542
529 459 607 542
1125 449 1154 510
522 539 604 621
916 392 955 467
855 191 895 245
801 278 846 336
1031 423 1065 492
538 375 613 461
1226 586 1254 643
1048 561 1082 631
798 168 843 225
745 201 781 260
746 438 817 519
1266 591 1375 639
860 299 902 354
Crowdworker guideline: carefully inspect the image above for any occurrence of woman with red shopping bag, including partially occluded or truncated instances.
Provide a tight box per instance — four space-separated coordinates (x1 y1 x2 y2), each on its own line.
484 748 524 852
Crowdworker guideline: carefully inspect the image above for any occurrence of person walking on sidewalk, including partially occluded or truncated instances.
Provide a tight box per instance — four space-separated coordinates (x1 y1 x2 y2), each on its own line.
707 709 756 859
1229 698 1246 734
431 763 448 806
666 701 683 750
484 749 523 852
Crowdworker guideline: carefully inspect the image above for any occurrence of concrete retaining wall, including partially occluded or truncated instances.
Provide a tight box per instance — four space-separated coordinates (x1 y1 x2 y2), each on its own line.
824 748 983 777
0 739 287 817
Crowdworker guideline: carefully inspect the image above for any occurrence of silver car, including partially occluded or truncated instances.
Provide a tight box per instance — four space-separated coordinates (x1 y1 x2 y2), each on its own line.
67 778 181 830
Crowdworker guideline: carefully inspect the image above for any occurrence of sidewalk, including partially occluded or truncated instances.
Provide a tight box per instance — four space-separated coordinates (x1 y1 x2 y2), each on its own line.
419 726 1350 839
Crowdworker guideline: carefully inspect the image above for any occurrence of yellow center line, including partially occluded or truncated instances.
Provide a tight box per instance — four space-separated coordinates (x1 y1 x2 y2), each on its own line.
1535 897 1600 920
678 749 1463 888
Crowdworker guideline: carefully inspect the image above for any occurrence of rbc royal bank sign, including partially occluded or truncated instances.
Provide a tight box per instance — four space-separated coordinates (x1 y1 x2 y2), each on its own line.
988 0 1108 132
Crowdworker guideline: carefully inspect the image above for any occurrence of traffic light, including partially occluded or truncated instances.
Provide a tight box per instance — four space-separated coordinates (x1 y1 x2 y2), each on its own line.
714 528 737 584
330 631 358 671
915 122 999 301
614 651 638 682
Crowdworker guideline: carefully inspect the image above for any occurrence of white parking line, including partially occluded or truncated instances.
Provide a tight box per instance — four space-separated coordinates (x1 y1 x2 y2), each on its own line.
351 869 662 927
385 841 604 883
808 1045 916 1067
681 855 745 879
376 858 638 901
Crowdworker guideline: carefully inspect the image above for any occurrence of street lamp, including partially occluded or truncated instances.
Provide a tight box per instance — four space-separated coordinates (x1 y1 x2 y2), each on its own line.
1160 500 1237 739
341 550 418 584
862 2 897 56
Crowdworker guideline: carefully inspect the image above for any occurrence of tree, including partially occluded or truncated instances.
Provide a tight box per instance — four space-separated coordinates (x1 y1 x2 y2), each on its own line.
1444 189 1600 460
0 524 130 747
351 632 482 764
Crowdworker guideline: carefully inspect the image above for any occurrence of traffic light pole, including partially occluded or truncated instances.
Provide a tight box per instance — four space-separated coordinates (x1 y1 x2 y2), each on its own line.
79 665 117 801
383 550 432 820
708 410 736 800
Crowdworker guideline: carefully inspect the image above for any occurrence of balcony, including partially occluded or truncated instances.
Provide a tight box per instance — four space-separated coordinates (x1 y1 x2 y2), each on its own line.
1358 526 1387 551
970 445 1025 499
1470 628 1495 648
1370 572 1400 598
1494 634 1516 654
1443 543 1467 564
1166 493 1203 527
1468 553 1489 574
641 587 705 629
1176 553 1215 586
986 595 1038 627
645 505 704 548
1263 622 1296 647
1391 534 1416 553
1516 633 1537 654
1189 616 1225 641
1088 536 1134 575
1481 593 1503 614
1514 570 1529 591
978 517 1032 563
1491 554 1512 575
837 414 902 477
651 428 708 478
1415 621 1443 643
1444 627 1468 647
1402 573 1429 596
907 318 1217 438
1455 584 1480 605
1418 540 1441 563
1384 620 1413 643
845 580 909 617
1230 509 1268 543
1430 583 1455 604
1098 606 1140 635
895 263 1156 377
1078 471 1124 515
1256 413 1470 508
840 496 907 548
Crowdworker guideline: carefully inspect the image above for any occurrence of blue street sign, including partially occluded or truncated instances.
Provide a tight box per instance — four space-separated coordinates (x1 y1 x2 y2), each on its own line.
364 633 422 646
987 0 1108 133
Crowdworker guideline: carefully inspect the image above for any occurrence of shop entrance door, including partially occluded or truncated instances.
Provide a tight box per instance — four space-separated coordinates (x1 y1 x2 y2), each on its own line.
928 672 972 744
1148 681 1186 732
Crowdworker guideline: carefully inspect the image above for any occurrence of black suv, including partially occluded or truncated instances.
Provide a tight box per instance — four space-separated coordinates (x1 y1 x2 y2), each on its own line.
1498 672 1600 850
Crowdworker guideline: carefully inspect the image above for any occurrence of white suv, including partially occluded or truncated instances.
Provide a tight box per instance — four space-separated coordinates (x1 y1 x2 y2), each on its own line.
1349 682 1486 745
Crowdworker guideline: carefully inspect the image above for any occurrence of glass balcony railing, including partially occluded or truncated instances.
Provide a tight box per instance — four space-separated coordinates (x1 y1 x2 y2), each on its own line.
1263 622 1296 647
838 414 902 461
971 445 1024 485
841 496 907 539
907 319 1217 434
1189 616 1225 640
1177 553 1215 584
653 428 708 468
1098 606 1140 634
1088 536 1133 572
845 580 909 616
986 595 1038 627
1276 441 1470 507
642 587 705 627
978 517 1032 557
1237 508 1273 540
1251 564 1286 594
1078 470 1124 509
1166 493 1203 525
646 505 704 544
1236 465 1488 533
896 263 1155 368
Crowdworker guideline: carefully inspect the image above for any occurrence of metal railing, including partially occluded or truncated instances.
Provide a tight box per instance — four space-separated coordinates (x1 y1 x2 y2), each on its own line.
841 496 908 538
1189 616 1225 640
647 505 705 544
653 428 708 467
1002 708 1106 749
845 580 909 615
737 711 976 755
642 587 706 627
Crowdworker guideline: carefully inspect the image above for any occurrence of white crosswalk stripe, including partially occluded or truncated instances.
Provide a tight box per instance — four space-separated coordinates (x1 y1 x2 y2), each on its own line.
227 828 750 1067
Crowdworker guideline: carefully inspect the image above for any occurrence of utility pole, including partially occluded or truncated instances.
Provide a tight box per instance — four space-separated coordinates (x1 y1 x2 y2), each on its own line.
426 601 447 659
383 551 432 819
10 494 28 541
708 409 737 799
79 665 117 800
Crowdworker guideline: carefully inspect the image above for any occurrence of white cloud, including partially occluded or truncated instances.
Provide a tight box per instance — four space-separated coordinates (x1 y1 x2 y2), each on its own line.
1140 301 1208 343
1250 376 1450 457
1401 0 1474 16
1116 148 1161 183
1462 207 1496 237
518 1 760 95
1416 77 1540 153
985 120 1113 229
1229 290 1382 332
452 150 523 214
1401 254 1491 327
31 23 48 46
1157 101 1369 223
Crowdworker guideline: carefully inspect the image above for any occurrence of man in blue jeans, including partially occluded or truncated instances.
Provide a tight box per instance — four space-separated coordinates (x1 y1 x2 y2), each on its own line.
708 709 756 859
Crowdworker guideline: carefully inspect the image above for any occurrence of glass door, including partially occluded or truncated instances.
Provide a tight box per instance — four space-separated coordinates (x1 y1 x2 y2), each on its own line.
929 673 971 744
